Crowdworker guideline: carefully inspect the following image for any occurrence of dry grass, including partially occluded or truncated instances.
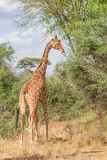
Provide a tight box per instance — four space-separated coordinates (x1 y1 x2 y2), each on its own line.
0 117 107 160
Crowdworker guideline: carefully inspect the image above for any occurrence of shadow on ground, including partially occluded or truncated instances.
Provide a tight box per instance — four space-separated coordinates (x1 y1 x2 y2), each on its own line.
3 154 45 160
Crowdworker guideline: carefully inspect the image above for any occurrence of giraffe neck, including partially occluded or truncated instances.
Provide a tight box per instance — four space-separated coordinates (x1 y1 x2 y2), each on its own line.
33 42 51 78
40 42 51 70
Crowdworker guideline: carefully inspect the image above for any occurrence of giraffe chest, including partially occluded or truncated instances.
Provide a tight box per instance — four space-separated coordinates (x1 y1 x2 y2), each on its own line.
26 82 45 104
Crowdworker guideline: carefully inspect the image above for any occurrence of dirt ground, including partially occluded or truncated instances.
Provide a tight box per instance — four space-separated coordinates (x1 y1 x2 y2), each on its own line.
0 121 107 160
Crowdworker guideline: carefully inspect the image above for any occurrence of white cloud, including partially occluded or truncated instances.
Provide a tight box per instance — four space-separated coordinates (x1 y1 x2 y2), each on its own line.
0 0 19 12
0 28 35 47
21 28 35 38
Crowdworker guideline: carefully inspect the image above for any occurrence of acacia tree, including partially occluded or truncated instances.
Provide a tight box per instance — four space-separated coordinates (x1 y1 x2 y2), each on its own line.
15 0 106 52
16 57 51 73
14 0 107 123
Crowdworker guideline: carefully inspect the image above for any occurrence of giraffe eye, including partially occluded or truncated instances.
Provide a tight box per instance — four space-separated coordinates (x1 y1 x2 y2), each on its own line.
57 43 60 45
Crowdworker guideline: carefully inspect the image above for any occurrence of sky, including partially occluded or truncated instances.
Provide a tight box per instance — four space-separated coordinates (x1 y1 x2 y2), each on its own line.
0 0 65 76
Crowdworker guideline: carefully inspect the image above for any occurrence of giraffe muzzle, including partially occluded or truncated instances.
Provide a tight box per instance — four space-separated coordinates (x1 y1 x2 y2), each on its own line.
61 48 65 53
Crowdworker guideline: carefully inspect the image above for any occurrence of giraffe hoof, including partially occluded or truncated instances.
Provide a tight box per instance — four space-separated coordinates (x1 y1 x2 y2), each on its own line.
35 139 38 142
31 141 34 144
45 141 48 145
45 138 48 143
35 137 39 142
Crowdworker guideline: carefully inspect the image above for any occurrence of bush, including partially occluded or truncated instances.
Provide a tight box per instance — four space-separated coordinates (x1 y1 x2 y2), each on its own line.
0 119 20 139
38 76 86 121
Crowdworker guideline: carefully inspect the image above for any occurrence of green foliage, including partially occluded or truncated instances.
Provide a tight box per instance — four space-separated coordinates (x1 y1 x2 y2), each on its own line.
18 57 51 65
17 69 33 80
0 43 19 138
54 2 107 121
45 76 85 120
0 120 20 139
0 65 16 100
15 0 106 53
19 57 42 63
0 43 16 115
0 43 15 66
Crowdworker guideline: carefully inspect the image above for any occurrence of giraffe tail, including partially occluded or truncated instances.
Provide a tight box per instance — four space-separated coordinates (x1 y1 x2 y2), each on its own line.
16 107 20 129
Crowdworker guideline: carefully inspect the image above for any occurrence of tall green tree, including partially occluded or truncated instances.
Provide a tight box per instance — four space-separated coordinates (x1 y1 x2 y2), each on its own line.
54 1 107 122
15 0 88 53
15 0 106 52
0 43 16 115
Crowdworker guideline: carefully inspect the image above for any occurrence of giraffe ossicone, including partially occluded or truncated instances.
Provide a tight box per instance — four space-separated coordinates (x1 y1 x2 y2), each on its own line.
16 35 65 144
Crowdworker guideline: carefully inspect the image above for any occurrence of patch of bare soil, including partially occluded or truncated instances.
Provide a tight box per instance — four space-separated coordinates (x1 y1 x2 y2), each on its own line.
0 121 107 160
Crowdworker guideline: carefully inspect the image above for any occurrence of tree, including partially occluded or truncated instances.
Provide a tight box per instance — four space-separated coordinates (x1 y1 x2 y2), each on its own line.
15 0 88 53
0 43 14 67
0 43 17 115
16 57 51 73
15 0 106 53
54 1 107 123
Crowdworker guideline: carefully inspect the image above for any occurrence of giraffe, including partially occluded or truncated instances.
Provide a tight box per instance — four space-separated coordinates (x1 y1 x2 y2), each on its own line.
16 35 65 144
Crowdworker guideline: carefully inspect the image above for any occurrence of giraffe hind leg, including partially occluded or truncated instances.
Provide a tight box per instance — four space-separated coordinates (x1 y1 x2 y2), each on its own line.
29 110 39 144
29 114 33 144
20 99 27 144
20 103 27 144
34 108 39 141
28 106 38 144
19 95 27 144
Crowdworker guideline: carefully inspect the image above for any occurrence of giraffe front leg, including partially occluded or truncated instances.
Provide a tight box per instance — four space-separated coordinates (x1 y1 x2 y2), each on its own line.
41 99 49 142
44 107 49 142
34 108 39 141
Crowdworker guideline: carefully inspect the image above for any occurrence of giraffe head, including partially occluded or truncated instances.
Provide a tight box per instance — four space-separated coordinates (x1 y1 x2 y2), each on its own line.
51 35 65 53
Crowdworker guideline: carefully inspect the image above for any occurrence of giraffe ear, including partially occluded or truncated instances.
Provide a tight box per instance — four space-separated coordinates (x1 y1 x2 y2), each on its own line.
51 38 54 41
54 35 57 41
57 40 60 43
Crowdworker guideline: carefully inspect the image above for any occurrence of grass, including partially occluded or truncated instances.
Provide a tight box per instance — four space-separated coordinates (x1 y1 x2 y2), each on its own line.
0 112 107 160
